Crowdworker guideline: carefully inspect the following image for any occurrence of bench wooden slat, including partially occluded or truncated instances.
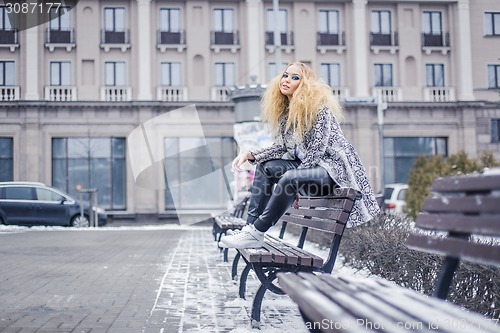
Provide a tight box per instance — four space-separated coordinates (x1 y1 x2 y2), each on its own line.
423 196 500 214
287 204 351 221
281 213 348 233
297 273 500 333
406 234 500 267
430 174 500 193
261 242 286 264
266 234 323 267
262 238 299 265
296 196 356 210
415 214 500 236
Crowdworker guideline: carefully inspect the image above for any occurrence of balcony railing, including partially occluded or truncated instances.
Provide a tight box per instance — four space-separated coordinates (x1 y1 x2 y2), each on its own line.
370 32 398 47
45 28 75 52
0 86 20 101
157 30 185 45
212 87 231 102
0 29 18 45
211 30 239 45
45 86 77 101
331 87 349 101
265 31 294 46
424 87 455 102
422 32 450 47
46 28 75 44
317 31 346 54
157 86 187 102
421 32 451 55
317 32 344 46
100 29 131 52
373 87 401 103
100 86 132 101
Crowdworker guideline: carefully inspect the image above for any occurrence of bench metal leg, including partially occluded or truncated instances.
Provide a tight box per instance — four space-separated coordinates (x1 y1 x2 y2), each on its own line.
239 263 251 299
250 269 283 328
251 282 267 328
231 252 241 280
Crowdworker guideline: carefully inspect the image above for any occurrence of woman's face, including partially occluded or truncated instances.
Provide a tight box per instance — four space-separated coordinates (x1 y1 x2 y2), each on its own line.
279 64 302 99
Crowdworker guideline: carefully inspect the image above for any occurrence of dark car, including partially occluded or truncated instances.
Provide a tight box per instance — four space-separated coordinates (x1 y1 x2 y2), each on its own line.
0 182 107 227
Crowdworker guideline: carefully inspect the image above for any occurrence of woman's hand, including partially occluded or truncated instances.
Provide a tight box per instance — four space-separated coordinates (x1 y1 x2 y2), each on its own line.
231 150 255 172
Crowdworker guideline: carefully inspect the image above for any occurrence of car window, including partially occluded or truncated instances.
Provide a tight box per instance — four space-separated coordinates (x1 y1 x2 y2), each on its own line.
3 187 35 200
36 188 65 202
384 187 394 200
397 189 406 201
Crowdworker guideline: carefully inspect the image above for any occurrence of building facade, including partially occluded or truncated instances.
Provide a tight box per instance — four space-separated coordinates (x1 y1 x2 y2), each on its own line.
0 0 499 222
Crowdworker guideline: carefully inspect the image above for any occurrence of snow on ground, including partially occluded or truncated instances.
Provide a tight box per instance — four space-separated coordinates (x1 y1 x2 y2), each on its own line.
0 223 373 333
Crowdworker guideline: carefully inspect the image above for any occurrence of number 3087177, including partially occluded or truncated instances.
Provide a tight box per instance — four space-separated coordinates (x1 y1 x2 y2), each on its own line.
4 2 62 14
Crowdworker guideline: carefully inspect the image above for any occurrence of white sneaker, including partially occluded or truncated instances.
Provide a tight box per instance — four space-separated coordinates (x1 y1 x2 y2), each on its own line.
219 225 264 249
226 229 241 235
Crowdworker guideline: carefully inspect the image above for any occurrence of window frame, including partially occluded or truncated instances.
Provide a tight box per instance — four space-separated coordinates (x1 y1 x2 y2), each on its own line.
484 12 500 36
50 61 71 86
0 60 15 86
104 7 125 32
487 64 500 89
214 62 235 87
374 63 393 87
160 62 181 86
426 64 445 87
160 8 181 32
104 61 126 86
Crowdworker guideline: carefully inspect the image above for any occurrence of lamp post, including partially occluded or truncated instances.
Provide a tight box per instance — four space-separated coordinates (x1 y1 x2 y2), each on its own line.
377 101 387 193
273 0 282 76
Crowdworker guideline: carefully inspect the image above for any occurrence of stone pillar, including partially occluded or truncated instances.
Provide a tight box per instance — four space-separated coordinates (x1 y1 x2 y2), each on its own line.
137 0 152 100
352 0 369 97
24 27 39 100
455 0 474 101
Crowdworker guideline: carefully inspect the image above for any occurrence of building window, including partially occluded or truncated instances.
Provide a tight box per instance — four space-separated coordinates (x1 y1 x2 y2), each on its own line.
50 61 71 86
0 138 13 182
488 65 500 89
384 137 448 184
0 61 14 86
161 62 181 86
159 8 182 44
266 9 289 45
371 10 392 45
103 7 126 44
485 12 500 36
318 10 339 46
492 119 500 143
214 62 235 86
0 6 13 29
52 137 126 210
160 8 180 32
422 11 443 46
47 6 72 43
374 64 392 87
164 137 236 210
105 61 125 86
426 64 444 87
212 8 237 45
320 63 340 87
268 62 288 81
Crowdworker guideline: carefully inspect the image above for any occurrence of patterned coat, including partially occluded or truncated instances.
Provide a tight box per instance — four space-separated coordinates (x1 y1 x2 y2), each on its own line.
250 106 381 227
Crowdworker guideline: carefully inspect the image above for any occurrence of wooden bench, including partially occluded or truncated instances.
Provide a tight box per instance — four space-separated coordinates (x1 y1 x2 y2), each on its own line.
231 187 359 328
278 173 500 332
212 195 250 262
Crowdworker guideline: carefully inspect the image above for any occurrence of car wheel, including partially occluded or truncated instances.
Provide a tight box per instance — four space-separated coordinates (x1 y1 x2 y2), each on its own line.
71 214 90 228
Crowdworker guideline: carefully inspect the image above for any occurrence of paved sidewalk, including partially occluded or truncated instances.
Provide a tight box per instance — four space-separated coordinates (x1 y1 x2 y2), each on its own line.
0 225 310 333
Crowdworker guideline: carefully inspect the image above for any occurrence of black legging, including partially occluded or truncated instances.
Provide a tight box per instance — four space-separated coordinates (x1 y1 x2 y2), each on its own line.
247 158 337 232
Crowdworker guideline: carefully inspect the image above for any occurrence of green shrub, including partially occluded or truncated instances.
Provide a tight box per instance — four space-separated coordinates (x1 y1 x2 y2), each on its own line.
404 150 500 219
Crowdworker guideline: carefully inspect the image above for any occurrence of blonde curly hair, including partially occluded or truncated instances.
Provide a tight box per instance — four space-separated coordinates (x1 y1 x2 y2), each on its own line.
260 62 344 139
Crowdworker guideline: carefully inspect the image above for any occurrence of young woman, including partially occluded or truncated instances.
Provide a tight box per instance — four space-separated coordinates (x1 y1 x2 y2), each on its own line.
220 62 380 249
